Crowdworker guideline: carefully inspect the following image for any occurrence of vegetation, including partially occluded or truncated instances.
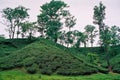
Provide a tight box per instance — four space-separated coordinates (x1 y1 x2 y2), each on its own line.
0 0 120 79
2 6 29 39
0 39 103 75
0 70 120 80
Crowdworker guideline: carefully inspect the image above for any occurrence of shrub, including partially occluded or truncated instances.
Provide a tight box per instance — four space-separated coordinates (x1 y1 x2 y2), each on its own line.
113 64 120 73
23 57 35 67
26 64 38 74
41 67 53 75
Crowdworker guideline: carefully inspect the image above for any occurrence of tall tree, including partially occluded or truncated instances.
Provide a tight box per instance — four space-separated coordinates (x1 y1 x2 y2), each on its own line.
93 2 115 71
84 25 97 47
37 0 75 43
93 1 106 35
1 8 14 39
1 6 29 39
13 6 29 38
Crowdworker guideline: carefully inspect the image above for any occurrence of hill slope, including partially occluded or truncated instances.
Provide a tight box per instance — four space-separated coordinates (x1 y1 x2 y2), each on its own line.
0 39 100 75
0 39 34 57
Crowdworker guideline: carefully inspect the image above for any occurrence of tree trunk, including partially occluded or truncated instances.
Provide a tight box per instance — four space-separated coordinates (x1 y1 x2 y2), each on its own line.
84 42 86 48
107 56 112 72
91 42 93 47
17 26 20 39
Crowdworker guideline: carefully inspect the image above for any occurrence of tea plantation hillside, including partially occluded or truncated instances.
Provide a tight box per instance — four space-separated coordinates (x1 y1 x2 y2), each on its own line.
0 39 35 57
0 38 108 75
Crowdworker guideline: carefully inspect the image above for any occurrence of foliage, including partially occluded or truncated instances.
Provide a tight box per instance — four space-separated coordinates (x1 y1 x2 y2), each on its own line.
37 0 76 43
65 13 76 31
0 39 99 75
87 52 99 64
84 25 97 47
1 6 29 39
110 52 120 73
93 1 106 34
20 21 37 39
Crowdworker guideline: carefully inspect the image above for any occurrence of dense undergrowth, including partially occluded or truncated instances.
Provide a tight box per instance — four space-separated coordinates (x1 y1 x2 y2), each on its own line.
0 39 35 57
0 38 120 75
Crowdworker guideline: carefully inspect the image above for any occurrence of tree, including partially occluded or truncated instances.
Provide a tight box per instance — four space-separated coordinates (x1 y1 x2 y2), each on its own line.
100 26 112 71
20 22 36 40
93 2 113 71
1 6 29 39
1 8 14 39
37 14 47 37
84 25 97 47
37 0 75 43
80 32 88 47
65 13 76 32
110 25 120 46
13 6 29 38
58 31 66 46
73 30 82 48
93 1 106 35
64 31 74 47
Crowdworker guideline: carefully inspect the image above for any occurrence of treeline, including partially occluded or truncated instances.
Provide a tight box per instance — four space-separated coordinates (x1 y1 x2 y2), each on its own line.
1 0 120 48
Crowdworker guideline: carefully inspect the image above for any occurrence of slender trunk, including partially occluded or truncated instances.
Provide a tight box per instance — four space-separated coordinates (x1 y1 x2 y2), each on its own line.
67 43 69 48
9 30 11 39
17 26 20 39
84 42 86 48
91 33 93 47
41 31 44 37
107 58 112 72
10 21 13 39
17 19 20 39
54 38 57 43
12 26 16 39
105 43 112 72
91 42 93 47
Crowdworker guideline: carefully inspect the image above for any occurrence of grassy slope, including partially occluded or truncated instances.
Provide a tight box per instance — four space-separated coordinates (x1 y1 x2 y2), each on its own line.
0 39 99 75
0 38 119 75
0 70 120 80
0 39 34 57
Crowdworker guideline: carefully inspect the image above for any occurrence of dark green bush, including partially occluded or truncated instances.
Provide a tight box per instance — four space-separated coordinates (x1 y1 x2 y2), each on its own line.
41 67 53 75
113 64 120 73
23 57 35 67
26 64 38 74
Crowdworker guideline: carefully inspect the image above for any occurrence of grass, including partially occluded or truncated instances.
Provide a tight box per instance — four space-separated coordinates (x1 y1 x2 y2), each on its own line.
0 70 120 80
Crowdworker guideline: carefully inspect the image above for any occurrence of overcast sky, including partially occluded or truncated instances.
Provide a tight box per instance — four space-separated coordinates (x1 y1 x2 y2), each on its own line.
0 0 120 38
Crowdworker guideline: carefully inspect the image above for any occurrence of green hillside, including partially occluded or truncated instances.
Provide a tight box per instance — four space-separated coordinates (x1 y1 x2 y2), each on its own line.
0 39 34 57
0 39 106 75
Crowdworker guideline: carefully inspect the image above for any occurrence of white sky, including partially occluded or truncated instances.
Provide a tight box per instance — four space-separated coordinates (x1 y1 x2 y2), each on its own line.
0 0 120 38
